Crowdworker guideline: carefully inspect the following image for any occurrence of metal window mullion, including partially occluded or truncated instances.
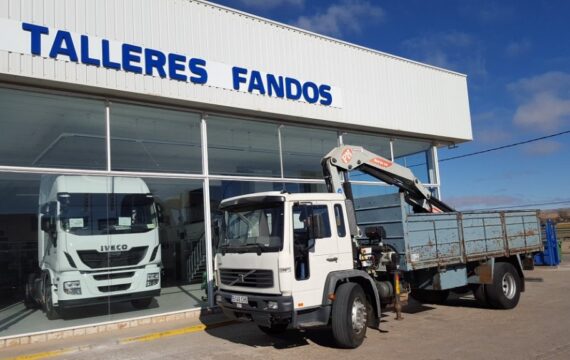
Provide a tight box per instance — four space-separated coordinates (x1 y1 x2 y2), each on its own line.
278 125 284 179
389 139 394 161
201 115 215 308
431 145 442 199
105 101 112 172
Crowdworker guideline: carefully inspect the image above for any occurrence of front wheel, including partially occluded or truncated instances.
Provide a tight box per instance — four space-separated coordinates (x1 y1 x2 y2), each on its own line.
331 283 368 349
258 323 288 335
43 274 60 320
485 262 521 309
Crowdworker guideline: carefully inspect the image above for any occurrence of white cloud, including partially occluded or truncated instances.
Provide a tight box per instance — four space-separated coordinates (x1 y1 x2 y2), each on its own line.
236 0 304 9
505 39 532 57
508 71 570 132
291 0 384 37
401 31 486 77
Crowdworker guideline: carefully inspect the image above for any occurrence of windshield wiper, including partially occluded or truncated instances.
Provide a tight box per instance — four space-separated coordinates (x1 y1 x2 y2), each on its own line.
243 243 264 256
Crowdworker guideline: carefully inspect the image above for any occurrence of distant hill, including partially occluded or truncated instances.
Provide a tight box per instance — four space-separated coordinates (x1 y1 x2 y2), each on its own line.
539 208 570 224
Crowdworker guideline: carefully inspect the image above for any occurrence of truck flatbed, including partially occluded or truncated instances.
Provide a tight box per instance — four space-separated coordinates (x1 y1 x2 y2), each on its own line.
355 193 542 271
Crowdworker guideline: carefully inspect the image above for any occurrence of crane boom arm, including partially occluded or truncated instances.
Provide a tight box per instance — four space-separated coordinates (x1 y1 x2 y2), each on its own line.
321 145 454 213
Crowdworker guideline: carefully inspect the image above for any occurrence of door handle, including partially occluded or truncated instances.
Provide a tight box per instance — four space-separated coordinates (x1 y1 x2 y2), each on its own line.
326 257 338 262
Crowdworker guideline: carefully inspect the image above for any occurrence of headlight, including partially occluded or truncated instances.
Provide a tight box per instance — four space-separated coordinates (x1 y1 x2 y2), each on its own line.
267 301 278 310
215 295 222 304
146 272 160 287
63 280 82 295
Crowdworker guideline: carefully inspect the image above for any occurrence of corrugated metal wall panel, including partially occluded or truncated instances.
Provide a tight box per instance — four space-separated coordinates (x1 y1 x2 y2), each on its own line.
0 0 471 142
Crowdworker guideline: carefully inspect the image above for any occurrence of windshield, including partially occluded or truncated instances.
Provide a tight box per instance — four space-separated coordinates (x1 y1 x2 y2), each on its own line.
219 202 284 253
59 193 158 236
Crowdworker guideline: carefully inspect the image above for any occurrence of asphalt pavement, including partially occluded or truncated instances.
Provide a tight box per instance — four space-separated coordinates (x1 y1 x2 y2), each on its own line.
3 262 570 360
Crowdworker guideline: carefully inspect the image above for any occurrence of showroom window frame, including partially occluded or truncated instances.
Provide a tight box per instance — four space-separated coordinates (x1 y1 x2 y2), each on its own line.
0 83 443 312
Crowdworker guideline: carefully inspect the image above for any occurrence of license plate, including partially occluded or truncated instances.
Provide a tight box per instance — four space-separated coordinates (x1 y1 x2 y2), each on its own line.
231 295 248 304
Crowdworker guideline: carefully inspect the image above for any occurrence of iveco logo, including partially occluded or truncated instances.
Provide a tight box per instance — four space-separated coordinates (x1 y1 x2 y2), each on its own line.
100 244 128 252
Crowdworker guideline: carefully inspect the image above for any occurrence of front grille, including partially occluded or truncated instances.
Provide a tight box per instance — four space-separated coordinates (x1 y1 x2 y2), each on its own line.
98 284 131 293
93 272 135 281
77 247 148 269
220 269 274 288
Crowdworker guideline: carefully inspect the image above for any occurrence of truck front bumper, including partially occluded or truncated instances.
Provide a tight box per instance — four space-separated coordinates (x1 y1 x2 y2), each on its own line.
215 289 293 327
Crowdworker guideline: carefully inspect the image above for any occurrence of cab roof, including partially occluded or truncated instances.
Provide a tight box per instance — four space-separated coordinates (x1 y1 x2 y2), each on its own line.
219 191 345 209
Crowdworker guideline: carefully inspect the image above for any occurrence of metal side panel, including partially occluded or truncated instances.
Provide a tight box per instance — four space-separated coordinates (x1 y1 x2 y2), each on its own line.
354 193 409 269
462 213 505 258
407 213 462 266
504 211 542 251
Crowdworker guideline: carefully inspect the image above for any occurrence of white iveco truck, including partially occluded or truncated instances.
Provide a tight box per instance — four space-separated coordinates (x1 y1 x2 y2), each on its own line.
25 175 161 319
214 145 542 348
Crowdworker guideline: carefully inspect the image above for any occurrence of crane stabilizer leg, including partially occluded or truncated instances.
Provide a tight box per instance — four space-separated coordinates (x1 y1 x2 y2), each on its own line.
321 145 454 213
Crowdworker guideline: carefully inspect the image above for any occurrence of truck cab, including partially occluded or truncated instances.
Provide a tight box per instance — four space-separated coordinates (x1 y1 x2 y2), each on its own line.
214 192 375 337
26 175 162 319
215 192 353 327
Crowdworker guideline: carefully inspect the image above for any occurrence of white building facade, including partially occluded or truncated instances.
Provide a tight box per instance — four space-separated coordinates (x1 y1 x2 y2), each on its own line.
0 0 471 340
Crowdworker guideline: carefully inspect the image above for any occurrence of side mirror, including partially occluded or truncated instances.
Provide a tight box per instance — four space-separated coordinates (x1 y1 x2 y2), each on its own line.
156 203 165 224
41 216 57 247
40 217 51 233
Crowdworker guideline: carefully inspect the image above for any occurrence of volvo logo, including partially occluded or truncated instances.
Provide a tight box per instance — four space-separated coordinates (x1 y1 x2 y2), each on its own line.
229 270 255 286
100 244 128 252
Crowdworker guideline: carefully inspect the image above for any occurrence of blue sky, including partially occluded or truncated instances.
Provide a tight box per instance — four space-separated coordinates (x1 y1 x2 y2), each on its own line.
208 0 570 210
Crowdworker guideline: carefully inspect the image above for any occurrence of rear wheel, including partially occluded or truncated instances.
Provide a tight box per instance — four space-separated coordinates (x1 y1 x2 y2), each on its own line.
258 323 288 335
331 283 368 349
410 289 449 304
485 262 521 309
472 284 489 307
131 298 153 309
24 274 39 309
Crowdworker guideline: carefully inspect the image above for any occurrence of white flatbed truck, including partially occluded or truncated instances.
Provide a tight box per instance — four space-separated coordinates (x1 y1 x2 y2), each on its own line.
214 145 542 348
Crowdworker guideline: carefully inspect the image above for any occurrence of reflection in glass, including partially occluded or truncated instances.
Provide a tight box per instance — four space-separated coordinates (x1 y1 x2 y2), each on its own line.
0 88 106 169
207 116 281 177
219 202 284 253
111 103 202 173
343 132 391 182
281 125 338 179
392 138 431 184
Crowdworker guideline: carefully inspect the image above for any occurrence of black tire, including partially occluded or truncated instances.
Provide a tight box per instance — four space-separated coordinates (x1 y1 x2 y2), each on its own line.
43 274 60 320
24 274 39 309
131 298 153 309
410 289 449 304
472 284 490 307
485 262 521 309
258 323 288 335
331 283 368 349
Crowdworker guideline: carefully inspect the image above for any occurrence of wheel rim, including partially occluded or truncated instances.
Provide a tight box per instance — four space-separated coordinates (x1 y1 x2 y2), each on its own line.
351 297 367 334
502 272 516 299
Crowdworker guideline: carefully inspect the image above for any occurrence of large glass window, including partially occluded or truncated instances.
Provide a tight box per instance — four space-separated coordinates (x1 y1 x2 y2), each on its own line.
392 138 431 184
110 103 202 173
343 132 391 183
0 88 106 169
207 116 281 177
0 173 206 337
281 126 338 179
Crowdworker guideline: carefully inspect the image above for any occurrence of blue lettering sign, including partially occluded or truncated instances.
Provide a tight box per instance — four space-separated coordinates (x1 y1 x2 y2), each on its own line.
49 30 78 62
22 23 49 55
20 22 335 106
